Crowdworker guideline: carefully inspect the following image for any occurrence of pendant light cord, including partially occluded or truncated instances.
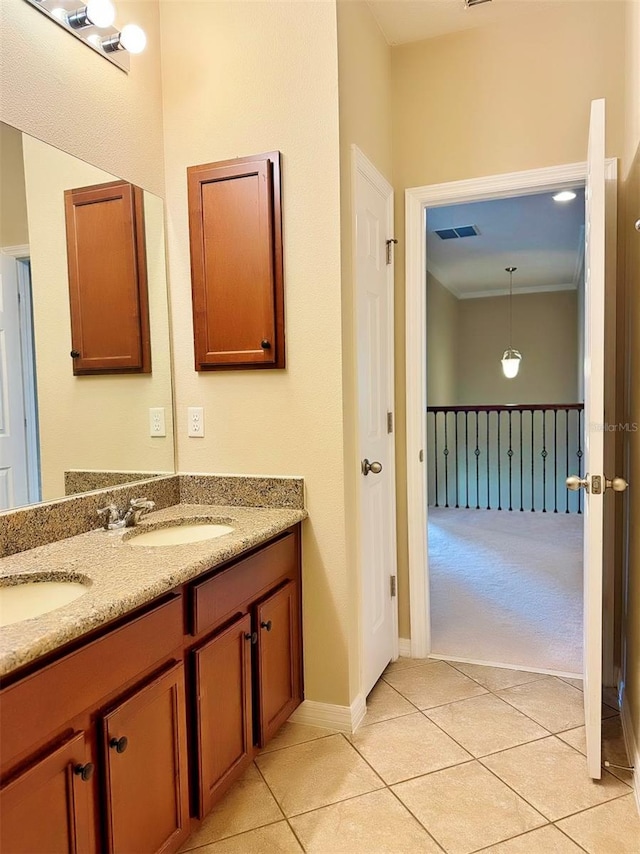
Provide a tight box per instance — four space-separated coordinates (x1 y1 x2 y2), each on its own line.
506 266 516 351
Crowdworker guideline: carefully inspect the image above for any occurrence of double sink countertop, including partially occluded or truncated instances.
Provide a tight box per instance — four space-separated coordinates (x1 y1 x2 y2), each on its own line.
0 503 306 679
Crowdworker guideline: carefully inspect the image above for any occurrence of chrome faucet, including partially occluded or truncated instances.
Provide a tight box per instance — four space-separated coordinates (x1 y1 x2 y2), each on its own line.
97 498 156 530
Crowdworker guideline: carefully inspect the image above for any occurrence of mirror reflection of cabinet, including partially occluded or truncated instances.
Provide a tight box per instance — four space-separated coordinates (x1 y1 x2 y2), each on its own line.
65 181 151 375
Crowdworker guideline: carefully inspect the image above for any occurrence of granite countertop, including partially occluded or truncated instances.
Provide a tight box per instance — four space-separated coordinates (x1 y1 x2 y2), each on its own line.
0 503 306 678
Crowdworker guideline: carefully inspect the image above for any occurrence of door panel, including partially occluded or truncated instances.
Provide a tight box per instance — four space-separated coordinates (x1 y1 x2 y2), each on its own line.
583 98 607 780
0 732 93 854
102 662 190 854
256 581 301 745
194 614 254 817
355 151 397 696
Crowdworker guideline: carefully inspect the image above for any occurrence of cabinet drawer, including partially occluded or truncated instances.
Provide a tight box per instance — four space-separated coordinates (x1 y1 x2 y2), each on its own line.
191 533 296 636
1 596 183 771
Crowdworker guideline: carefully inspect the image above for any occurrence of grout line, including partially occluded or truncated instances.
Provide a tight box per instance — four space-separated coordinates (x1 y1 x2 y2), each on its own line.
386 785 449 853
446 659 552 688
179 815 286 852
257 730 337 755
552 823 592 854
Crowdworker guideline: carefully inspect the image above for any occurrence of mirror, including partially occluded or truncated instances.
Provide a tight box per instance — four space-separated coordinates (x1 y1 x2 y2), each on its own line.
0 122 174 510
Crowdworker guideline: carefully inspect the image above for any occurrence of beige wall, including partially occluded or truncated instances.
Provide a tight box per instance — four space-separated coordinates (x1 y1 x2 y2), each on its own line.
0 0 165 196
0 124 28 247
22 136 174 500
392 1 627 638
337 0 393 698
622 0 640 773
456 291 578 405
159 1 354 706
426 273 458 406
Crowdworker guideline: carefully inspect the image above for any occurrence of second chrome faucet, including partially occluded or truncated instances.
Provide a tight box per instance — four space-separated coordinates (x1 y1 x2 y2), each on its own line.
97 498 156 530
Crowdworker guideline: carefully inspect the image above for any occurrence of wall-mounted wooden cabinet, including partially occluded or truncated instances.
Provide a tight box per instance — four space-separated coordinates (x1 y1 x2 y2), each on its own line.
64 180 151 375
187 152 285 370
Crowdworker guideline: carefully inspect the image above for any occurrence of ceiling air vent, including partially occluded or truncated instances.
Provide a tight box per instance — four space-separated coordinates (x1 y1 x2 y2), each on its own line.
464 0 492 8
434 224 480 240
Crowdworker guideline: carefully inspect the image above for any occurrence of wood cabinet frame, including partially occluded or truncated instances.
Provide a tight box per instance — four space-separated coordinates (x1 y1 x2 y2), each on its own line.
187 151 285 371
64 180 151 376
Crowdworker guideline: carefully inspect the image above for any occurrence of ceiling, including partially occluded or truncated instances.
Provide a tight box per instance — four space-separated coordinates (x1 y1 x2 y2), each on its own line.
366 0 574 46
426 190 585 298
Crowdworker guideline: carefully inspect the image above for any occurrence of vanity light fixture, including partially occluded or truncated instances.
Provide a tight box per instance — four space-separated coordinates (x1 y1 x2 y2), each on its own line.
101 23 147 54
67 0 115 29
501 266 522 380
22 0 146 72
553 190 577 202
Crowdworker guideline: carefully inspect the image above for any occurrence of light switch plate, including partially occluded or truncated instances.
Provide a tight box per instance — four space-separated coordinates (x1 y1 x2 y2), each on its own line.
188 407 205 438
149 407 166 437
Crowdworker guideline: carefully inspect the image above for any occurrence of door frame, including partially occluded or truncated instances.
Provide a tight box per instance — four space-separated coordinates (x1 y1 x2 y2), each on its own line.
405 161 618 678
352 144 399 691
1 243 40 506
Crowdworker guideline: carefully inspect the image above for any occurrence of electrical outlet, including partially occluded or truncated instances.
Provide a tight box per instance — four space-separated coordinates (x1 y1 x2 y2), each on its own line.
149 407 166 437
188 407 205 438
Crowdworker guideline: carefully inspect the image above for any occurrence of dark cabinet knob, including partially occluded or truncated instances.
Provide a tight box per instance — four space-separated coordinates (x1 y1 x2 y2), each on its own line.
260 340 271 350
73 762 95 782
244 631 258 644
70 350 80 358
109 736 128 754
260 620 272 632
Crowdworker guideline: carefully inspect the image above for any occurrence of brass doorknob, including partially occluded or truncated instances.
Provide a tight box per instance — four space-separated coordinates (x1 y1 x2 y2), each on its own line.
362 459 383 476
566 475 589 492
606 477 629 492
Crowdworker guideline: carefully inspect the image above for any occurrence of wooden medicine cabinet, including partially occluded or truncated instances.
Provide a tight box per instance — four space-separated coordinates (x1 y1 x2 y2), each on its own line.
187 151 285 370
64 180 151 375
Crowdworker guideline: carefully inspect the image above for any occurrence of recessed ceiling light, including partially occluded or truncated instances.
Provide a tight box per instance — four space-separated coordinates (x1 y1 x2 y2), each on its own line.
553 191 577 202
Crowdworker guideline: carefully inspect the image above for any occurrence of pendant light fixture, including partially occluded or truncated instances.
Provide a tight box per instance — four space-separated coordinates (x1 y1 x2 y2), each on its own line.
501 266 522 379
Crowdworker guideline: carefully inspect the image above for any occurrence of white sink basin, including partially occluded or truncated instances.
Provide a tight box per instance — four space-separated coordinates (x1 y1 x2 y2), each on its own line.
0 579 89 628
127 523 234 547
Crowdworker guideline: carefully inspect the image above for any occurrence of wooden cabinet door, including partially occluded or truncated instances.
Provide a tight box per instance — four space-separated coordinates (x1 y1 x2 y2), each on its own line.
64 180 151 375
193 614 254 818
101 662 190 854
0 731 94 854
256 581 302 746
187 152 284 370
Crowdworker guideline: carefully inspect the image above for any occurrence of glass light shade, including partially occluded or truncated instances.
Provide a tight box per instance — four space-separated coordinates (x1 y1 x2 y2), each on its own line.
552 190 577 202
86 0 116 28
120 23 147 53
501 348 522 379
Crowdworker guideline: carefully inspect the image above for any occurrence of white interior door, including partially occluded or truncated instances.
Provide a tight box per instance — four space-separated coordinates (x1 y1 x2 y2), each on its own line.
581 98 607 780
0 253 30 510
354 147 398 697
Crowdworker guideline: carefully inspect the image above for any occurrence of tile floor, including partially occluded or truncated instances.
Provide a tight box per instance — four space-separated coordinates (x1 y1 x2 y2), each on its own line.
179 659 639 854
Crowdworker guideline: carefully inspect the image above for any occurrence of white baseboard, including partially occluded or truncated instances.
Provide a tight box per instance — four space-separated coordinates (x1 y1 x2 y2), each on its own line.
289 693 367 733
398 637 412 657
620 689 640 815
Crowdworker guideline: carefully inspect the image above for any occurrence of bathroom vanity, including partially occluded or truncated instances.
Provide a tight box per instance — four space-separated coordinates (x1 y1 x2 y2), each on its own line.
0 500 304 853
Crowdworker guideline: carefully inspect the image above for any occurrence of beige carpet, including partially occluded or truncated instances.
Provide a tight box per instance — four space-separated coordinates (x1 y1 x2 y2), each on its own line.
428 508 583 675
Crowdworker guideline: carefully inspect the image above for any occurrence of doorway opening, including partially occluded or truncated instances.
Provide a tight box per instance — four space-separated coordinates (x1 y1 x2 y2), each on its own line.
0 248 41 510
425 189 585 676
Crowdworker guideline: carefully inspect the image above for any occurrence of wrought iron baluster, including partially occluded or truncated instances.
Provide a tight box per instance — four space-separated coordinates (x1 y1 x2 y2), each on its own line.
541 411 548 512
465 411 470 509
455 412 460 509
497 411 502 511
434 411 439 508
507 410 513 511
553 409 558 513
565 408 570 513
531 409 535 511
577 408 583 514
474 412 480 509
486 410 491 510
443 413 450 508
519 410 524 512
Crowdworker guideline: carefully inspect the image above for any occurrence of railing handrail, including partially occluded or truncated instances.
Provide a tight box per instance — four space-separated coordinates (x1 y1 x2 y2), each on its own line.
427 403 584 413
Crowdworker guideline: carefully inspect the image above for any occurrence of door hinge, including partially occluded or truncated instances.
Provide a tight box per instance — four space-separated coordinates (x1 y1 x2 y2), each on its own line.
387 411 393 434
390 575 397 597
386 238 398 265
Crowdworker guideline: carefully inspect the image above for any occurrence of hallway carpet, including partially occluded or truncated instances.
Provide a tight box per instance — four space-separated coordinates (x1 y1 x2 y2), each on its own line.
428 508 583 674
